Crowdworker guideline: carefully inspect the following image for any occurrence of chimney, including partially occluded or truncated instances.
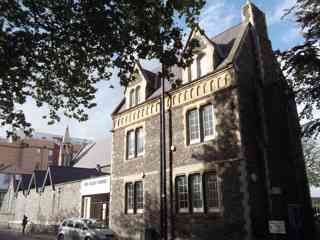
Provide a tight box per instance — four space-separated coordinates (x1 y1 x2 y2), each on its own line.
242 1 269 40
242 1 278 85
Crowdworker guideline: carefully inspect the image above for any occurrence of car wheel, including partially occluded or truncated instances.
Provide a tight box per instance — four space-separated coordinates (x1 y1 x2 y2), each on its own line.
57 234 64 240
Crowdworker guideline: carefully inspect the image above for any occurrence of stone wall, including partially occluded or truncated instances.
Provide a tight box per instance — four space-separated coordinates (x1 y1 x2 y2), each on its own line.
110 82 247 239
0 180 81 233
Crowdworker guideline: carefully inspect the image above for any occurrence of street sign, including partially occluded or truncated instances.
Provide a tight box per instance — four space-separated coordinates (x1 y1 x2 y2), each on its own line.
269 220 286 234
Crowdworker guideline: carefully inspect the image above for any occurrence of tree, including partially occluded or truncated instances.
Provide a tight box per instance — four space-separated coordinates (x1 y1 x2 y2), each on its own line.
0 0 204 137
276 0 320 138
302 138 320 187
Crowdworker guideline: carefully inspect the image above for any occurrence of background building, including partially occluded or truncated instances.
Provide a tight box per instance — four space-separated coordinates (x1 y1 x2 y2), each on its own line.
0 137 111 232
110 2 314 240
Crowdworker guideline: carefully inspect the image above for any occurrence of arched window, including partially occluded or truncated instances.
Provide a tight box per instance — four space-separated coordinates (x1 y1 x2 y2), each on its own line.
129 89 135 107
135 86 141 105
197 54 205 79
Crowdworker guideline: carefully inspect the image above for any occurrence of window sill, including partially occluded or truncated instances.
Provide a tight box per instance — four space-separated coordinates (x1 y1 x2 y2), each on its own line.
192 208 204 213
203 135 216 142
136 209 144 214
207 208 222 213
187 137 216 147
126 154 144 161
189 139 201 145
126 209 134 214
177 208 189 214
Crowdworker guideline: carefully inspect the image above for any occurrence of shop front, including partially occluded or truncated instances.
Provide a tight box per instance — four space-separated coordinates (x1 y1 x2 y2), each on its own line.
80 175 110 226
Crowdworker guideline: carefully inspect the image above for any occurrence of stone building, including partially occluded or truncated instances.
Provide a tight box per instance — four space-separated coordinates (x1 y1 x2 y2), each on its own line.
0 137 112 232
110 2 314 240
0 127 88 175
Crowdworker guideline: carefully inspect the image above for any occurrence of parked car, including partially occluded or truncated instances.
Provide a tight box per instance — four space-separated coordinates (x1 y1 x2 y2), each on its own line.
57 218 114 240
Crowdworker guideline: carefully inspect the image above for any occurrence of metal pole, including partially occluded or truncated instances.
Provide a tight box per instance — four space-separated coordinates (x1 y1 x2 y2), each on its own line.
161 65 168 240
159 71 164 239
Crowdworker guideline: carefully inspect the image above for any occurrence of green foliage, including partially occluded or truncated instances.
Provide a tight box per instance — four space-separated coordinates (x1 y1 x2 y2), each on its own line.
276 0 320 137
302 138 320 187
0 0 205 137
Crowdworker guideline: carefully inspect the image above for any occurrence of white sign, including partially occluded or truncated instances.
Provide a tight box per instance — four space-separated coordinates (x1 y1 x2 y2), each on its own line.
269 220 286 234
80 175 110 196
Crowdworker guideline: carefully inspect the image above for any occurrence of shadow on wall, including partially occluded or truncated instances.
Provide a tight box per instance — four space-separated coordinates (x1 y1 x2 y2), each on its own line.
191 89 241 163
112 191 160 240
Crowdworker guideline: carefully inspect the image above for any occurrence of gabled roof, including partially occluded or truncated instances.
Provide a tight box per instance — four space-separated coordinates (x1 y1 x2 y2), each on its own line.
112 22 249 115
42 166 99 190
27 170 46 193
16 174 32 193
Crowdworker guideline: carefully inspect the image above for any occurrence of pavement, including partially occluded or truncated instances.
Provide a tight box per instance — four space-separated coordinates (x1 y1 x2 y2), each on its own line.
0 229 56 240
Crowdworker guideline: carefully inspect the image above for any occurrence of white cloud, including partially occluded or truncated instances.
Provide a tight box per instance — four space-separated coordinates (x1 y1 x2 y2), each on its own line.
199 0 238 37
267 0 296 26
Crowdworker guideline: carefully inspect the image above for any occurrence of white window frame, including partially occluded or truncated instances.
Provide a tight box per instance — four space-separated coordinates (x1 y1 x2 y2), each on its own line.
129 89 135 108
135 86 141 105
136 127 144 157
135 181 144 213
187 109 201 144
186 103 216 145
190 173 204 213
201 104 216 141
176 175 189 213
125 182 134 214
127 130 135 159
205 173 221 213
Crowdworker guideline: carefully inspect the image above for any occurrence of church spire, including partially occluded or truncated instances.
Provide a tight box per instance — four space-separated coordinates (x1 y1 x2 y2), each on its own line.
62 126 71 144
58 126 73 167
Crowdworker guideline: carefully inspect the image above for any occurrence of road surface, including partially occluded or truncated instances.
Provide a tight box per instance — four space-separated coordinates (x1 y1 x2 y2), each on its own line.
0 229 55 240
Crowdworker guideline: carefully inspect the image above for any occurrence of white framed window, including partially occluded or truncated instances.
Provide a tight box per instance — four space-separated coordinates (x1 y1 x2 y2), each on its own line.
190 174 203 212
175 171 221 214
187 109 200 144
136 127 144 155
135 86 141 105
129 89 135 107
196 55 203 79
127 130 135 159
176 175 189 213
201 104 215 140
187 104 215 144
188 67 192 82
126 127 145 159
125 181 144 214
205 173 220 212
126 183 134 214
135 181 144 213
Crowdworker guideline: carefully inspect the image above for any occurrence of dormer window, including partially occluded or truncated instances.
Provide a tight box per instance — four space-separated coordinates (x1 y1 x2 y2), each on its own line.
135 86 141 105
129 89 135 108
196 54 204 79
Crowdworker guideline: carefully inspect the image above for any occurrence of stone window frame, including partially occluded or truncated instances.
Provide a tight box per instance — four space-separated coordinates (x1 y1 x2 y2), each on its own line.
124 180 144 214
184 100 217 146
174 169 222 215
124 122 146 161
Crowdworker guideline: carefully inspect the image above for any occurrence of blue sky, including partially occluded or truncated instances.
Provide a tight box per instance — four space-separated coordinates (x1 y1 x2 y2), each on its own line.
0 0 303 141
